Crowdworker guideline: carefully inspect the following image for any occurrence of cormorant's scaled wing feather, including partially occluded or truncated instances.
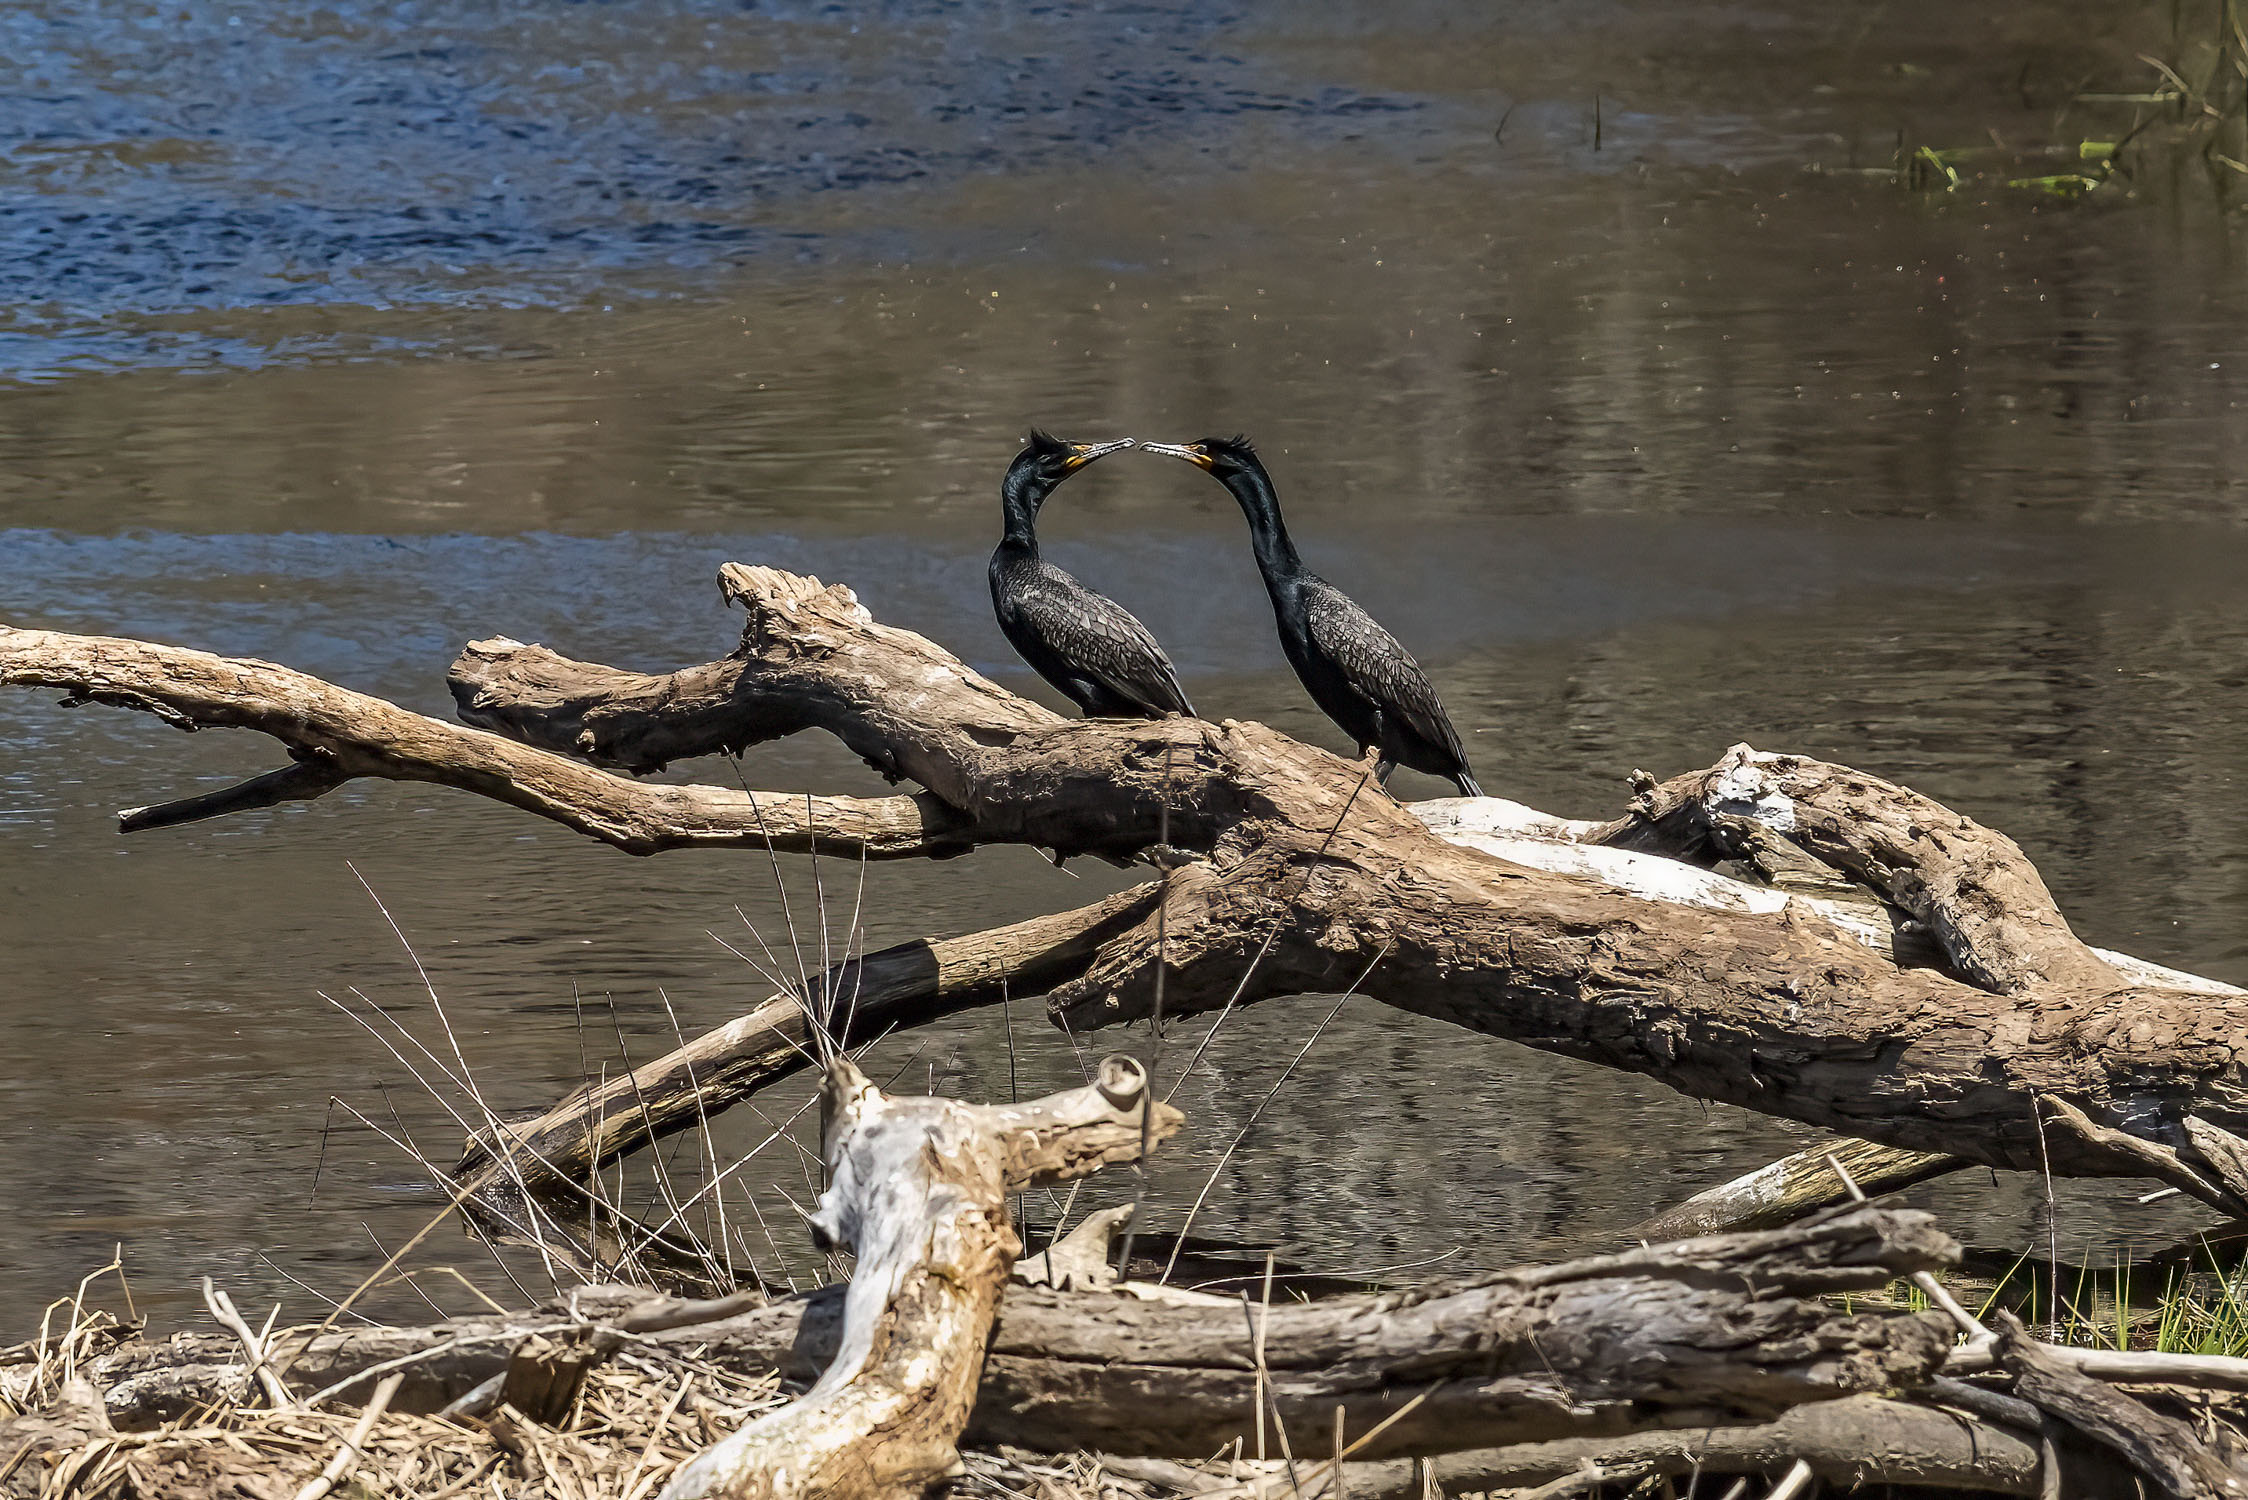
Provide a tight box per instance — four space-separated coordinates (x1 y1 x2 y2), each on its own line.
1015 565 1196 718
1302 581 1470 766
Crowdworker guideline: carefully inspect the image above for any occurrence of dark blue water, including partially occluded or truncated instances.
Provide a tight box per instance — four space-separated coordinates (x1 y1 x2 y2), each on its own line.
0 1 1437 378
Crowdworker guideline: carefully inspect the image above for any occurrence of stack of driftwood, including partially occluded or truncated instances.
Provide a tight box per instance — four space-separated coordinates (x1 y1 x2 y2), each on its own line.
8 565 2248 1497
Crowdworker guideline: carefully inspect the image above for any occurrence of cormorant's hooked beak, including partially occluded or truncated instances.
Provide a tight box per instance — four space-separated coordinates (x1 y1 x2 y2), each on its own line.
1064 437 1136 470
1138 441 1214 470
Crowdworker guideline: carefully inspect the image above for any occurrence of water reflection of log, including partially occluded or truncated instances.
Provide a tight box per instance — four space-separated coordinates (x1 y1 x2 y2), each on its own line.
8 561 2248 1217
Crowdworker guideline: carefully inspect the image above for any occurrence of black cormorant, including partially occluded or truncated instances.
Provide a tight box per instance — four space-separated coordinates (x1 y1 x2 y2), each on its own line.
990 432 1196 720
1140 436 1480 795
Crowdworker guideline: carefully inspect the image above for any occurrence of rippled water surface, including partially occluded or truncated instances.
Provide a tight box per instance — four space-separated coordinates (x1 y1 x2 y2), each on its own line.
5 0 2248 1327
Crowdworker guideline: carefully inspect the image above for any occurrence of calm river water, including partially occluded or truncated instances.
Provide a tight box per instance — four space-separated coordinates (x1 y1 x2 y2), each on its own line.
5 0 2248 1327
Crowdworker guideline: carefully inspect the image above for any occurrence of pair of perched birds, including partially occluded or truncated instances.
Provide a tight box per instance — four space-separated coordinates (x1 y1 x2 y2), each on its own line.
989 432 1481 798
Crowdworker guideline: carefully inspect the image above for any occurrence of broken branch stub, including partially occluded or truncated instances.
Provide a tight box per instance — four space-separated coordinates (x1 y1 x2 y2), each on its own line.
659 1053 1179 1500
1626 1137 1966 1242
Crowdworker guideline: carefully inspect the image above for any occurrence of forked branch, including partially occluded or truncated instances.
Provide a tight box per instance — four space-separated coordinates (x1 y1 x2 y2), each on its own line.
0 626 967 857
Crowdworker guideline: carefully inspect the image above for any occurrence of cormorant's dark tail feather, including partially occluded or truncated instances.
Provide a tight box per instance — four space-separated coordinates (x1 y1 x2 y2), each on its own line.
1454 772 1482 797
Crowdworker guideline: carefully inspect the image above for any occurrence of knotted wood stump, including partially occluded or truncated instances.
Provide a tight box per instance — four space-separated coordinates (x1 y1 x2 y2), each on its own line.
659 1052 1178 1500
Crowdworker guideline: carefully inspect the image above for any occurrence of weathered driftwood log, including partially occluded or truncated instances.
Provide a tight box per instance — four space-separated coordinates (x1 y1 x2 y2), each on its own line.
662 1052 1178 1500
453 883 1164 1201
9 567 2248 1211
969 1209 1959 1459
74 1209 1956 1458
1099 1395 2067 1498
1627 1137 1965 1242
0 620 963 858
449 571 2248 1203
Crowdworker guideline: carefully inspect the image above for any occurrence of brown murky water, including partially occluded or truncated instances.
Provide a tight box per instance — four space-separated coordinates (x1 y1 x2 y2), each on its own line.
5 0 2248 1327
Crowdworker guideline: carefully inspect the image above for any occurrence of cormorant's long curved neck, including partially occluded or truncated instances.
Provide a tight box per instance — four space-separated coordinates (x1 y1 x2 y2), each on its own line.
1220 463 1304 587
998 469 1051 553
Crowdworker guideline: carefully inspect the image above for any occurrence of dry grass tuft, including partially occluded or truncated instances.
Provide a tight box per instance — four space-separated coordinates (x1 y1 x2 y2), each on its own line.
0 1280 1187 1500
0 1269 788 1500
3 1319 783 1500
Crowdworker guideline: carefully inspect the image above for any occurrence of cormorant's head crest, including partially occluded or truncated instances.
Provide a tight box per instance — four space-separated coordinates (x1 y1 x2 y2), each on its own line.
1009 430 1135 488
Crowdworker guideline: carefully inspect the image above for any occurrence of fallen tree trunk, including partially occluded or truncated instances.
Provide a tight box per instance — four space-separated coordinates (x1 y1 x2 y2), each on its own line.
74 1209 1957 1458
1100 1396 2065 1498
466 576 2248 1203
10 566 2248 1211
